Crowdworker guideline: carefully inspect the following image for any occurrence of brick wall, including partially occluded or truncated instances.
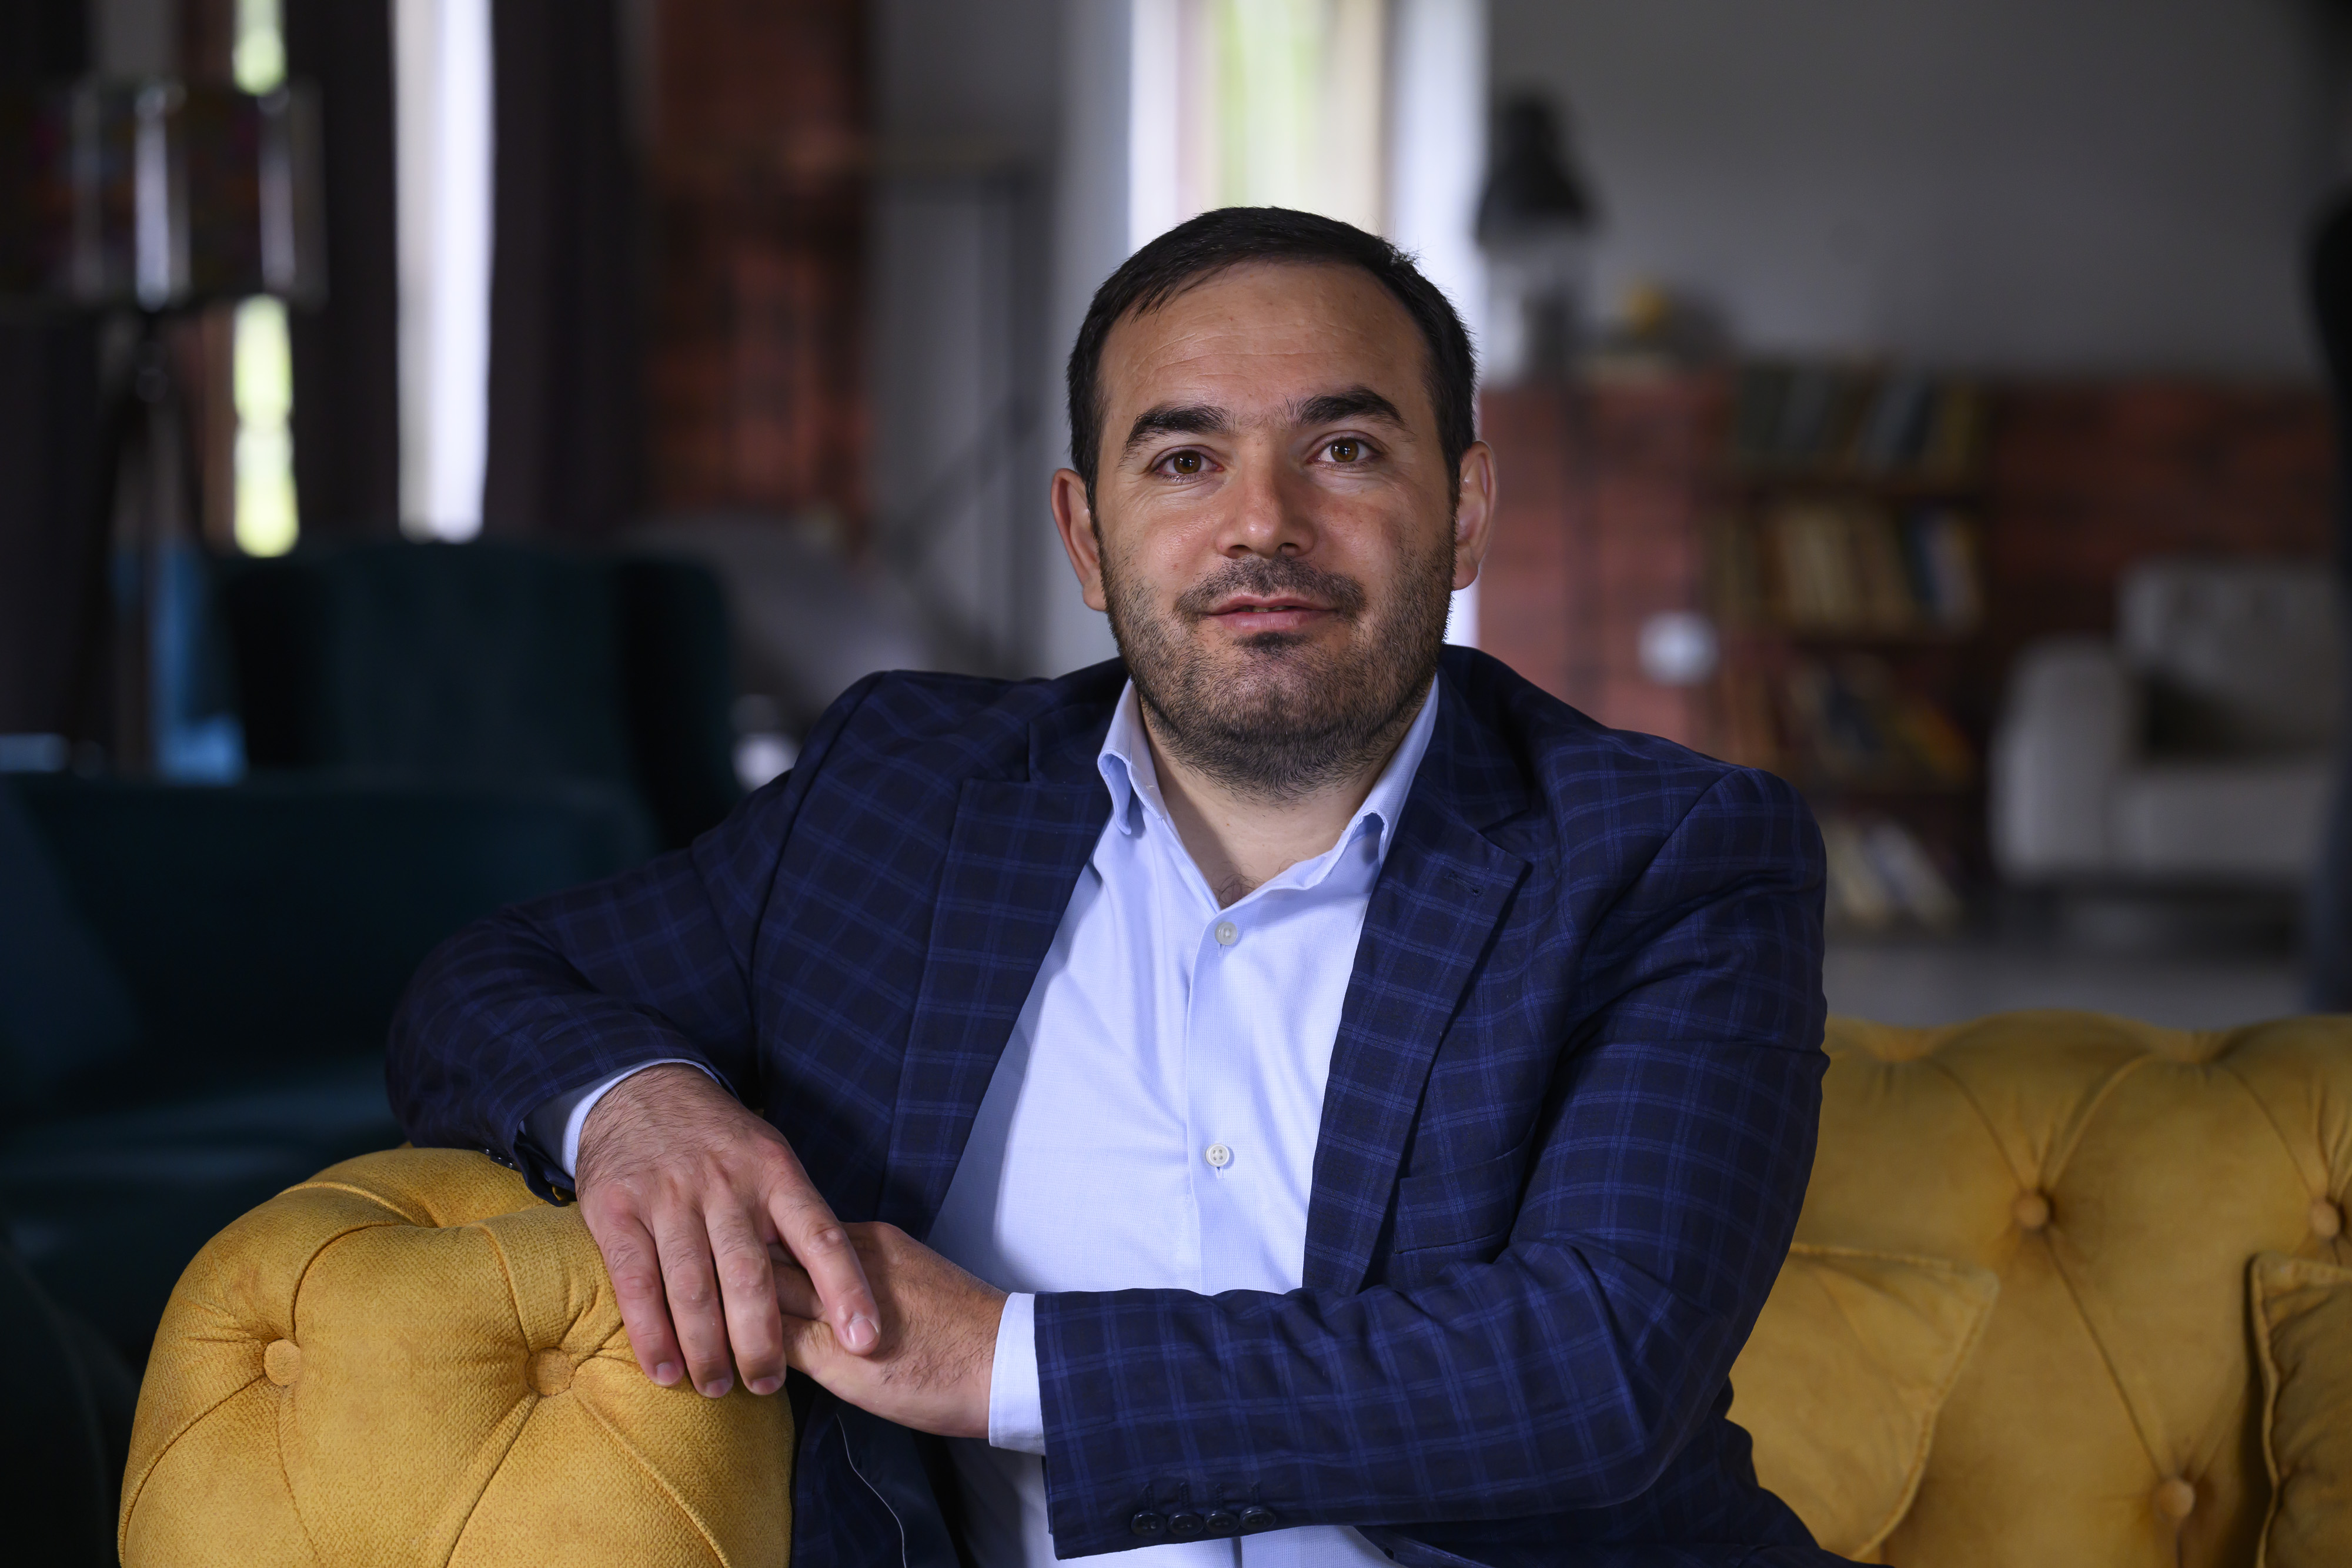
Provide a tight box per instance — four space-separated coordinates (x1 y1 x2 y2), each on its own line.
1476 377 1728 755
1981 379 2333 682
1479 373 2336 759
649 0 870 533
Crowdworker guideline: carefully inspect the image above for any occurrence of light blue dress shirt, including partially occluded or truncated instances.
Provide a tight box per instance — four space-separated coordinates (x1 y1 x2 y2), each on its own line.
537 677 1437 1566
927 678 1436 1567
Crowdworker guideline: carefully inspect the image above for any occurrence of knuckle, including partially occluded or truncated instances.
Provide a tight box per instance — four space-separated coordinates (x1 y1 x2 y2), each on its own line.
611 1267 662 1298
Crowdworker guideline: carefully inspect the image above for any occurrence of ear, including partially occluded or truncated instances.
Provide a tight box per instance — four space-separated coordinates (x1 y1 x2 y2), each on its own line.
1051 468 1110 612
1449 441 1497 590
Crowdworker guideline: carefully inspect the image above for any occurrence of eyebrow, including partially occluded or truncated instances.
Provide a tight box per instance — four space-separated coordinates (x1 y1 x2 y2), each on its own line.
1122 403 1229 457
1293 386 1406 428
1120 386 1408 460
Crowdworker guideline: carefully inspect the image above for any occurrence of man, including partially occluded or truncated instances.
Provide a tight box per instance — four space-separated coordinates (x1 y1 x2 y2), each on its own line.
392 207 1835 1567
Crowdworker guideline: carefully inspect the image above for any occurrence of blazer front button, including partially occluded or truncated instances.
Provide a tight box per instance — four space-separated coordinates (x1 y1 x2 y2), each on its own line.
1128 1512 1164 1538
1240 1506 1278 1533
1167 1511 1204 1538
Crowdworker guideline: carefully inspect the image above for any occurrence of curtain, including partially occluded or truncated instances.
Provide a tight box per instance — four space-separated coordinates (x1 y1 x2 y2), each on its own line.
0 0 99 735
283 0 402 540
482 0 643 541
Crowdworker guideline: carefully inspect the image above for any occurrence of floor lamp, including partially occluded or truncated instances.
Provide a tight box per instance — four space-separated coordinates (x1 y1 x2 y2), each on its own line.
0 78 320 773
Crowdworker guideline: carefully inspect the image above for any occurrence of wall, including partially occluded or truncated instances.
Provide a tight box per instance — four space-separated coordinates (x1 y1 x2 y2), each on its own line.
1492 0 2338 377
867 0 1121 680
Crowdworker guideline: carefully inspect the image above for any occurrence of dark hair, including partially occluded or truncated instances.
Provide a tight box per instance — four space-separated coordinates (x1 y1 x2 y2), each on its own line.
1065 207 1478 506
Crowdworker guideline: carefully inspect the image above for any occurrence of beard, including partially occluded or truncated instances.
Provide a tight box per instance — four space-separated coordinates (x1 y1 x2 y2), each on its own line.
1097 528 1456 801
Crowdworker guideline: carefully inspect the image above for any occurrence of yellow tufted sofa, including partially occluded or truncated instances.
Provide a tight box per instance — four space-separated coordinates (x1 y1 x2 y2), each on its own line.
119 1011 2352 1566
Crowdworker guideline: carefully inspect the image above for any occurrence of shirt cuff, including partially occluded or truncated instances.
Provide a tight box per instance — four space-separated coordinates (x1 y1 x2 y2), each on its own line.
987 1292 1045 1455
523 1059 714 1181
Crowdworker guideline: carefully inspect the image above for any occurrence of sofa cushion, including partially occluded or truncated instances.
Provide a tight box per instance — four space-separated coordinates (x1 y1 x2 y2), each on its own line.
1729 1243 1997 1560
121 1146 791 1568
1811 1012 2352 1567
2251 1252 2352 1568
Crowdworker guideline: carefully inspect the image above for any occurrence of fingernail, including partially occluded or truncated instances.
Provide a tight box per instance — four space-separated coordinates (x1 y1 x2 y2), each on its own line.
653 1362 680 1386
701 1375 733 1399
844 1313 877 1352
749 1375 783 1396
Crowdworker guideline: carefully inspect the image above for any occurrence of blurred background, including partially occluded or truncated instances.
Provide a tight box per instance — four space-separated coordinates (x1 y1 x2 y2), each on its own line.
6 3 2352 1524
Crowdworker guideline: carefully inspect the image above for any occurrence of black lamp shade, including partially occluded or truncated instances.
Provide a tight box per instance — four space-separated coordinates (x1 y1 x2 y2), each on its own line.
1476 95 1595 245
0 79 323 311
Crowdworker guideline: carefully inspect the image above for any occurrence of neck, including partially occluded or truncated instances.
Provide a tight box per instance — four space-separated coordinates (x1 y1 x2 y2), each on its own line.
1139 694 1422 908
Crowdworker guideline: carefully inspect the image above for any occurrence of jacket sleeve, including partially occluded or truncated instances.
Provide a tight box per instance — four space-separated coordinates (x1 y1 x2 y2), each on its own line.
1030 766 1828 1554
386 676 883 1196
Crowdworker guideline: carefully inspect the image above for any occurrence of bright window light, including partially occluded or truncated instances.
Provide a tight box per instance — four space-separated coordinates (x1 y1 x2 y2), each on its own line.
394 0 495 542
1131 0 1387 251
230 0 297 557
232 0 286 95
233 296 298 556
1130 0 1486 644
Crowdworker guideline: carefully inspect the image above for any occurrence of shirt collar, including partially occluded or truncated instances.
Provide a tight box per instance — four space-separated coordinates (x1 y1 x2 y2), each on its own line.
1095 674 1442 867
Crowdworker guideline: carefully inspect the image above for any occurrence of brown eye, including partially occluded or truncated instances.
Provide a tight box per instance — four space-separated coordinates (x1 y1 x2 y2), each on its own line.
1170 451 1203 475
1328 439 1362 462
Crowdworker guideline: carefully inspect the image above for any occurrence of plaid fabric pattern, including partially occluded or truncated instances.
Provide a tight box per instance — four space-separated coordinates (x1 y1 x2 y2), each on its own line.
390 648 1836 1568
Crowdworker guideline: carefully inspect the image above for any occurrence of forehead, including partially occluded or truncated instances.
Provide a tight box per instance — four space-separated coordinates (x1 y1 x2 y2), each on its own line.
1099 260 1429 422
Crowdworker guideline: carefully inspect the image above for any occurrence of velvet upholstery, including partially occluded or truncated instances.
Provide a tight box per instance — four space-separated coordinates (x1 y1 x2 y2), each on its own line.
123 1010 2352 1564
0 774 652 1365
120 1148 790 1568
220 541 741 850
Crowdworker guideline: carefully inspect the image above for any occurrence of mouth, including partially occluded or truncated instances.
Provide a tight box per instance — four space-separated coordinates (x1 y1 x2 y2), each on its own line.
1204 594 1335 634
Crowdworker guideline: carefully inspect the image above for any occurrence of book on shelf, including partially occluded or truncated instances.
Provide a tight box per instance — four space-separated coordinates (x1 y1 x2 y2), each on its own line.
1756 500 1980 634
1820 814 1963 931
1776 654 1975 789
1731 361 1987 478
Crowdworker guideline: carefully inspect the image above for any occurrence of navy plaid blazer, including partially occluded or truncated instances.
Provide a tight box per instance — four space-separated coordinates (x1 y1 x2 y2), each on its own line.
390 648 1842 1568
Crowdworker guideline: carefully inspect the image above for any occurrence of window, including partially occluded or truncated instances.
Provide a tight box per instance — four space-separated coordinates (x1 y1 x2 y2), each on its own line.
393 0 495 541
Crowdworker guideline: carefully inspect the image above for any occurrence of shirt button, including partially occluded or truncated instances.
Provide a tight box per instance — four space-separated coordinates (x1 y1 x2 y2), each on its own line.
1205 1142 1232 1169
1214 920 1238 946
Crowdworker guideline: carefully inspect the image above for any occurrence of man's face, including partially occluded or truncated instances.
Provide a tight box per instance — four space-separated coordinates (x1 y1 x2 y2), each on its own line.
1051 260 1495 799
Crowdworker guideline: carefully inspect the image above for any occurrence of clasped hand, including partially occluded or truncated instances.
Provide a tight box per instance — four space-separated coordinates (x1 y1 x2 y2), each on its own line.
572 1064 1003 1439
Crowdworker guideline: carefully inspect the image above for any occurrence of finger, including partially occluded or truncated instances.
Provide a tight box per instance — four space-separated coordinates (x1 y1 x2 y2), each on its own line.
650 1201 736 1398
769 1181 881 1356
778 1309 843 1380
590 1208 685 1388
769 1251 823 1320
706 1202 786 1396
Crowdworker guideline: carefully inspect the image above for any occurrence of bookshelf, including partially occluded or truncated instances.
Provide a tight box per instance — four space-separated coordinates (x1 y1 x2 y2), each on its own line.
1476 369 2334 935
1479 364 1992 932
1713 363 1995 930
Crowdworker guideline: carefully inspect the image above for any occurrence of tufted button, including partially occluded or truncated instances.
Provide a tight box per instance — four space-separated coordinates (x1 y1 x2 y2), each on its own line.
262 1338 301 1386
1128 1512 1165 1538
1167 1511 1204 1538
2312 1197 2343 1240
2013 1191 2052 1231
1204 1509 1238 1535
2154 1477 2196 1522
1240 1506 1279 1533
527 1348 574 1396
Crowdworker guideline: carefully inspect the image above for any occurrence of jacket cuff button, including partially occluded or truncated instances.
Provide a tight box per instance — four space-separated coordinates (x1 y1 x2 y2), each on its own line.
1128 1512 1164 1538
1240 1506 1279 1533
1204 1509 1237 1535
1167 1512 1204 1538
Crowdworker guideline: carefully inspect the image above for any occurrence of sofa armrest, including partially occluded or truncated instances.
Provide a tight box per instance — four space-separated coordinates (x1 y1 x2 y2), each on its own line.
1990 638 2142 880
119 1147 791 1568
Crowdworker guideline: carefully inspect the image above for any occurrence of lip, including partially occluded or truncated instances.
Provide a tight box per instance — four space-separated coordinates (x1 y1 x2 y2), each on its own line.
1205 596 1334 633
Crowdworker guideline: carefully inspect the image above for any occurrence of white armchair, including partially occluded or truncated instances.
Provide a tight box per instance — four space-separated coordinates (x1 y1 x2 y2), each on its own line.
1991 559 2340 886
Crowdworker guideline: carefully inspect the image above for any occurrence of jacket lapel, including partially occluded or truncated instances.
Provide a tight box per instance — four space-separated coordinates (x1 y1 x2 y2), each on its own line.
1302 668 1531 1291
876 702 1114 1233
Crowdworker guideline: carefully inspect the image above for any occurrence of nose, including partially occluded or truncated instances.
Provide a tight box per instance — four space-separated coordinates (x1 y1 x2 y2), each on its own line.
1214 444 1317 560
